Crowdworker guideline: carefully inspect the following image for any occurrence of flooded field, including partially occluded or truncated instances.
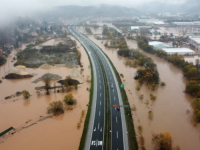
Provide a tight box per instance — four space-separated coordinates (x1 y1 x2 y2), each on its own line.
0 39 90 150
85 33 200 150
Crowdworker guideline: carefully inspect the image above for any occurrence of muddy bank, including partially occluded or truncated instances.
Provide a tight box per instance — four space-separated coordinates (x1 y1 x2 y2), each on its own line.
86 34 200 150
0 38 91 150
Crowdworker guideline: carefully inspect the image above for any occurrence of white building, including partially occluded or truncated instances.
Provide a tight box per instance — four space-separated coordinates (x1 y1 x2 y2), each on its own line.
162 48 195 55
189 36 200 50
173 22 200 26
149 41 173 50
149 41 195 55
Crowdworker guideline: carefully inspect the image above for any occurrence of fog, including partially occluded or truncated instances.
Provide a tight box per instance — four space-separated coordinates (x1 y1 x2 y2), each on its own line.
0 0 199 23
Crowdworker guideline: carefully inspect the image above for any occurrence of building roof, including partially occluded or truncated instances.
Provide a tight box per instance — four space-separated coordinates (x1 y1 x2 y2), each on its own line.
189 36 200 44
173 22 200 26
153 21 165 25
149 41 172 49
162 48 195 54
130 26 139 30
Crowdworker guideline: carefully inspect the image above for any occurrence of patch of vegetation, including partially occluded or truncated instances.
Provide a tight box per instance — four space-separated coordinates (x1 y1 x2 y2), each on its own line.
85 27 93 34
0 56 6 66
152 132 172 150
22 90 30 99
191 98 200 122
150 93 157 100
14 42 79 68
47 101 64 116
102 26 122 39
63 93 77 105
148 111 153 119
160 82 166 86
120 73 124 78
77 110 85 129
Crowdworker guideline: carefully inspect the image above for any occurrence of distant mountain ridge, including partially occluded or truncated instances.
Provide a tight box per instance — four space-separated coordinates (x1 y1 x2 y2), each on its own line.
47 5 140 18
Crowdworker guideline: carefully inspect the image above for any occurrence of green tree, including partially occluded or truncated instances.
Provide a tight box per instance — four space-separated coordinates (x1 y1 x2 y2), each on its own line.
185 80 200 97
47 101 64 116
22 90 30 99
0 56 6 66
191 98 200 122
63 93 77 105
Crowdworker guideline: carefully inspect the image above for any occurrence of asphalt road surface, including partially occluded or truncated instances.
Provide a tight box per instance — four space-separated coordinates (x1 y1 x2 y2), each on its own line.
68 24 129 150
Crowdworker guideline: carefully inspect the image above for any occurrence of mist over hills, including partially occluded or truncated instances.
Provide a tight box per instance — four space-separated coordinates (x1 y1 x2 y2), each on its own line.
138 0 200 14
44 5 141 18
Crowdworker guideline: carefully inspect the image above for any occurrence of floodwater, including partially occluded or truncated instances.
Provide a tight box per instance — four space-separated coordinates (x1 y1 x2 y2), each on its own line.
0 39 91 150
85 33 200 150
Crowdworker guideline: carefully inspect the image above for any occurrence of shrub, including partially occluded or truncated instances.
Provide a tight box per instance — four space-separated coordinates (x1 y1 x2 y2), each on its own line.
152 132 172 150
47 101 64 116
22 90 30 99
132 104 136 111
63 93 77 105
139 135 145 146
160 82 166 86
148 111 153 119
138 125 142 134
150 93 157 100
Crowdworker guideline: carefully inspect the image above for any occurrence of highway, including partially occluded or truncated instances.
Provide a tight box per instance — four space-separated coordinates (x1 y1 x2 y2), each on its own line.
68 24 129 150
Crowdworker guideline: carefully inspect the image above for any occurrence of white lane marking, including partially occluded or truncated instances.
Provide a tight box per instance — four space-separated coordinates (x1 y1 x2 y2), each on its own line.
114 97 115 101
100 93 101 97
100 101 101 105
98 123 100 130
94 127 96 131
99 111 101 116
100 86 101 89
99 75 100 78
100 128 102 132
117 131 118 139
116 117 118 123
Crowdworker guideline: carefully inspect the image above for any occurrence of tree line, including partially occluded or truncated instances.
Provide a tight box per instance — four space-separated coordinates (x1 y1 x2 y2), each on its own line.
117 45 159 88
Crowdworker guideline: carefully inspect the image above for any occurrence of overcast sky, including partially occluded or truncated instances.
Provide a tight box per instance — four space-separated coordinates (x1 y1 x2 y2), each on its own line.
0 0 188 22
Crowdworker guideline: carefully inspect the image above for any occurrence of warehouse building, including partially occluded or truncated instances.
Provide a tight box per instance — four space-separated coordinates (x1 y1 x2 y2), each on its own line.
149 41 172 50
162 48 195 55
149 41 195 55
189 36 200 50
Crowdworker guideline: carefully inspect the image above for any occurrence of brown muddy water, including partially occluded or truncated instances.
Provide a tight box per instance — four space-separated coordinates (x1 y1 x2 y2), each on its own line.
0 39 90 150
84 33 200 150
